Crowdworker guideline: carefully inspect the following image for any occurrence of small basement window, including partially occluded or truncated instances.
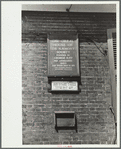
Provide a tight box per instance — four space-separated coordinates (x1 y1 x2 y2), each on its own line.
54 111 77 132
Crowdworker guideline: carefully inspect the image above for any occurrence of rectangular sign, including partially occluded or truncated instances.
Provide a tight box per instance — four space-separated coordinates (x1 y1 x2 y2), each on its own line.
48 33 80 77
51 81 78 91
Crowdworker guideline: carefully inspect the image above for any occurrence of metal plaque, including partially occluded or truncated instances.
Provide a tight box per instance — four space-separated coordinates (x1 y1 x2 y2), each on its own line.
48 33 80 77
51 81 78 91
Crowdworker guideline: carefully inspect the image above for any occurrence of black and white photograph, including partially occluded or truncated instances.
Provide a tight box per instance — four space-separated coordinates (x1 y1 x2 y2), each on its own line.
2 1 120 148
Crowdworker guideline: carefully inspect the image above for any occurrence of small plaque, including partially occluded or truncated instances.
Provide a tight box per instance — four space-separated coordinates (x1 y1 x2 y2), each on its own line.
51 81 78 91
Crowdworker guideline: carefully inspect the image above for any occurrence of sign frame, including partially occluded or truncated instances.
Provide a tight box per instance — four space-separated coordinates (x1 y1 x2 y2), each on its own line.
47 33 80 77
54 111 77 132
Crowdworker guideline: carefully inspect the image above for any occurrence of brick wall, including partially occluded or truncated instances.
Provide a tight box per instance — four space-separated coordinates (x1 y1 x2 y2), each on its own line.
22 11 116 144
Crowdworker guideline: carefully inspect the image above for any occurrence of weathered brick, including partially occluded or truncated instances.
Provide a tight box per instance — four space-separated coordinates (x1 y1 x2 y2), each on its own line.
22 11 115 145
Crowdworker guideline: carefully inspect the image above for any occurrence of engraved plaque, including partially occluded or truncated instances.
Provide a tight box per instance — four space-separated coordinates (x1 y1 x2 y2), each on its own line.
48 33 80 77
51 81 78 91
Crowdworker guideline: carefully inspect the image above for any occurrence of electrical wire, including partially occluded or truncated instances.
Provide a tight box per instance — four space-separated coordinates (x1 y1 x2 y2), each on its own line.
86 38 107 56
66 4 72 12
66 6 117 144
66 6 107 56
23 6 107 57
109 106 117 144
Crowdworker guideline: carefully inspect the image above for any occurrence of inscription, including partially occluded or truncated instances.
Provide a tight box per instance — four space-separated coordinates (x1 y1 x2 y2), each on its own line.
52 81 78 91
48 34 79 76
50 41 75 71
